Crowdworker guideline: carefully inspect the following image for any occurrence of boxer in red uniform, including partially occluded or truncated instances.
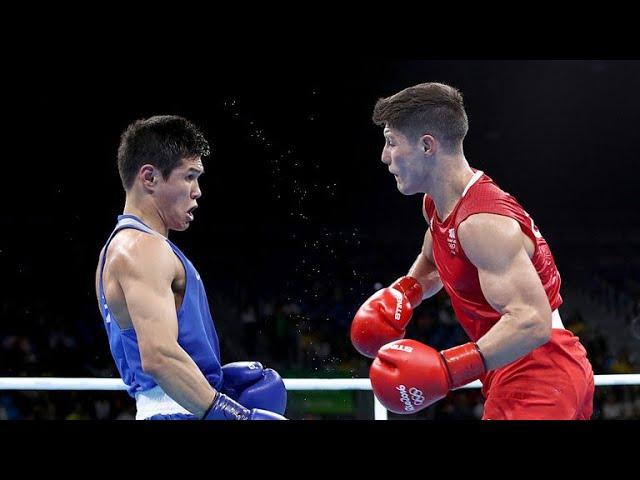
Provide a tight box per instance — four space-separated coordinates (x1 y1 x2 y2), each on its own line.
351 83 594 419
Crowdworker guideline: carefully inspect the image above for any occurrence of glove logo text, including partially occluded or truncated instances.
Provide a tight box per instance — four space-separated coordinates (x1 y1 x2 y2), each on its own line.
392 291 403 321
396 385 425 411
385 343 413 353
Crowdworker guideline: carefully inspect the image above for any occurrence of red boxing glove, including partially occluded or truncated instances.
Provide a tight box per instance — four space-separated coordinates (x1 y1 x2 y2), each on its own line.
369 339 486 414
350 276 424 358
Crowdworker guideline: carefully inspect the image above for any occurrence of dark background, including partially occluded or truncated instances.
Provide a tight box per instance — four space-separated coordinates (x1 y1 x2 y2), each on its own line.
1 60 639 419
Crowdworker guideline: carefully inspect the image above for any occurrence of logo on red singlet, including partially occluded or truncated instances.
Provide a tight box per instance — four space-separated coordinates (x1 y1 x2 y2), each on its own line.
447 228 457 254
524 211 543 239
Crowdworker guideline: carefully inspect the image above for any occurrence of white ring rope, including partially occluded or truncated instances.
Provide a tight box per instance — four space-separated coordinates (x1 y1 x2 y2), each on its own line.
1 375 639 391
1 375 638 420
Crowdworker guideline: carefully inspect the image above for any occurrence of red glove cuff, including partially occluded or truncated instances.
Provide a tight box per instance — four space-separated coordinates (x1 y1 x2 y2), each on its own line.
440 342 486 389
391 276 424 309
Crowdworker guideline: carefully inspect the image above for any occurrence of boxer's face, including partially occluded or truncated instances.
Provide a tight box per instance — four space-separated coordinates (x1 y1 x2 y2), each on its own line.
381 126 428 195
155 156 204 231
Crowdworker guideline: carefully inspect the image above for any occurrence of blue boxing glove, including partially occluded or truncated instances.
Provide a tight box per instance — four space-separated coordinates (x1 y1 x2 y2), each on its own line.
202 392 287 420
220 361 287 415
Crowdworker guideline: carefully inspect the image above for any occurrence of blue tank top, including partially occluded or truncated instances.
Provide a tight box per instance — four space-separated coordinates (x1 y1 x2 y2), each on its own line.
97 214 223 398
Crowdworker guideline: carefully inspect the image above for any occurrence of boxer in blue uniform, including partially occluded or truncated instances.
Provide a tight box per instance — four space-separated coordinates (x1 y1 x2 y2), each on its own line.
95 116 287 420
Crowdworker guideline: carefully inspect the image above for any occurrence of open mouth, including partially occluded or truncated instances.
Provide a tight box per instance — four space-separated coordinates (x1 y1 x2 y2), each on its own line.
187 205 198 221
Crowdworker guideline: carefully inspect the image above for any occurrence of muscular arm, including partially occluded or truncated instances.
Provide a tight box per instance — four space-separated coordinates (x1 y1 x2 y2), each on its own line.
115 235 215 417
458 214 552 371
408 228 443 299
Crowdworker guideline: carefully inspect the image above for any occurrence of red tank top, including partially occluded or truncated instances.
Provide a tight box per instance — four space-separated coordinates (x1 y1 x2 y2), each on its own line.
423 170 562 342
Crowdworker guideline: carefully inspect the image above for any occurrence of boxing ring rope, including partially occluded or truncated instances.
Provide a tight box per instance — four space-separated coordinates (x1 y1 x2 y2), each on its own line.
1 375 639 420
